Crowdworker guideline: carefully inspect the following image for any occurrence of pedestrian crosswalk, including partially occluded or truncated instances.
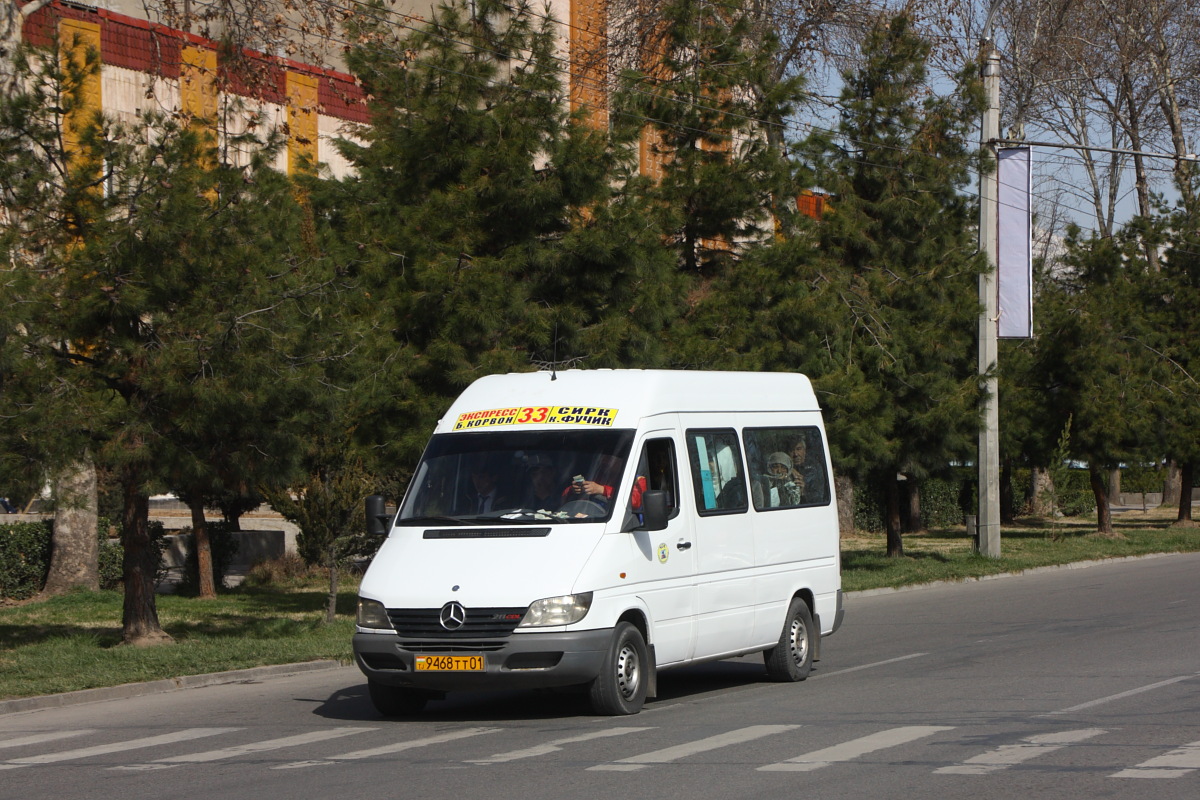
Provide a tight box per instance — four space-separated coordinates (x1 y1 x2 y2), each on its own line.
759 725 955 772
115 727 376 771
587 725 798 771
1111 740 1200 779
0 728 238 770
1 721 1199 780
280 727 501 769
933 728 1107 776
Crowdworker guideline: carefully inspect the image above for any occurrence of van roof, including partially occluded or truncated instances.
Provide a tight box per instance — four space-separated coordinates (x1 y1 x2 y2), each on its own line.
439 370 820 433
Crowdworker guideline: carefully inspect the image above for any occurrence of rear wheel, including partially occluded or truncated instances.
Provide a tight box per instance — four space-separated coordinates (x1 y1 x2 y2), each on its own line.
763 598 814 682
589 621 649 715
367 680 430 716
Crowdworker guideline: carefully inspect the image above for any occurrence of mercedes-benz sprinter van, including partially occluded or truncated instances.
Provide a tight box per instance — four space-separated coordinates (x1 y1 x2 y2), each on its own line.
354 370 843 715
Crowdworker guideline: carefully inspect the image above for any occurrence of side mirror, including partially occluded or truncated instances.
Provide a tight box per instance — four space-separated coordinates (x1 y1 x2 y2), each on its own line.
365 494 390 537
638 490 669 532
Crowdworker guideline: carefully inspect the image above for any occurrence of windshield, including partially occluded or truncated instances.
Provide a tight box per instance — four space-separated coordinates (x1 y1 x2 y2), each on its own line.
398 429 635 524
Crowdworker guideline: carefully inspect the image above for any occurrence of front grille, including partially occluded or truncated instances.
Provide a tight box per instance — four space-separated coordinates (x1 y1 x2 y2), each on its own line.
387 607 526 639
401 640 508 653
423 528 550 539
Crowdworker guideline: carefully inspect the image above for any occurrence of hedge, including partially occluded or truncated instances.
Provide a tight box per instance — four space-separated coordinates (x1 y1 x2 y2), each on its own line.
0 521 53 600
0 519 165 600
852 468 1099 533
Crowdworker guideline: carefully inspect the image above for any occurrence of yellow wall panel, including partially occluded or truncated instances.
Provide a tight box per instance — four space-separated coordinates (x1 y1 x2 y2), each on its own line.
286 71 319 174
181 46 218 124
569 0 608 128
58 19 102 167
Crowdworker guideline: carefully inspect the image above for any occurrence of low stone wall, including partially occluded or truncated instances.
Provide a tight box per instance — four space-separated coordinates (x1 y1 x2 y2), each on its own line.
1117 488 1200 507
3 511 299 568
162 529 291 569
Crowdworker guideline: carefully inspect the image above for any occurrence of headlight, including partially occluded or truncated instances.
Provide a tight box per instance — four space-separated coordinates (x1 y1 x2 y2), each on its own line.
517 593 593 628
356 598 393 630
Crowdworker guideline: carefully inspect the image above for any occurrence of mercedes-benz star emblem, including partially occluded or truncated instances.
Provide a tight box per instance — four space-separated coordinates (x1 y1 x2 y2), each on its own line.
439 601 467 631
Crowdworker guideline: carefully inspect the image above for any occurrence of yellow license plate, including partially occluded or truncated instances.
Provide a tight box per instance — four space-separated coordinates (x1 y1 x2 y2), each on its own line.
414 655 485 672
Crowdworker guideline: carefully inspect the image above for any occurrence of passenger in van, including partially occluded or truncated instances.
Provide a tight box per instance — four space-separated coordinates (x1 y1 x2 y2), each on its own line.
715 472 747 509
631 444 675 511
563 454 621 506
520 454 562 511
466 457 510 514
789 436 826 503
754 452 802 508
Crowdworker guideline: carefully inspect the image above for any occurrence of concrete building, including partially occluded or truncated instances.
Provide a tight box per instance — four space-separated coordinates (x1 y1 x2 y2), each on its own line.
12 0 615 178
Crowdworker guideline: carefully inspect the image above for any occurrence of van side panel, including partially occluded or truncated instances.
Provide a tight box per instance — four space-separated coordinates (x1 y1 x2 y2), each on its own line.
747 414 841 643
576 423 699 667
680 415 759 658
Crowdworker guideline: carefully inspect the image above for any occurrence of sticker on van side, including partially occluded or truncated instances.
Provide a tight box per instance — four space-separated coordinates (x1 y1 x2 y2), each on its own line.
453 406 619 430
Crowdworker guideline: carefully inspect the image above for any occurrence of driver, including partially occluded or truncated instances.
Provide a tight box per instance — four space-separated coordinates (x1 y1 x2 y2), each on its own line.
563 454 621 506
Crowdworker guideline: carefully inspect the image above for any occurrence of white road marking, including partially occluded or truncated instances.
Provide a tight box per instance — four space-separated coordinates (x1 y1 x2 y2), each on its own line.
935 728 1106 775
276 727 501 769
114 727 375 771
759 726 955 772
467 727 653 764
0 728 239 770
811 653 928 679
1043 674 1198 715
0 730 98 750
587 725 799 771
1112 739 1200 779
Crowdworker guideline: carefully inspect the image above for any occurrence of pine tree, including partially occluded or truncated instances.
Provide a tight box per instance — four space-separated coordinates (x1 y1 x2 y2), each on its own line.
1150 200 1200 525
0 29 106 594
612 0 805 277
1024 224 1157 536
3 34 319 636
798 14 986 555
323 0 680 482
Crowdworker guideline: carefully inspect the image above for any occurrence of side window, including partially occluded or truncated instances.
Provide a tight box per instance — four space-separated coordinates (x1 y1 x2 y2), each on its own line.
685 429 748 514
630 439 678 513
744 426 830 510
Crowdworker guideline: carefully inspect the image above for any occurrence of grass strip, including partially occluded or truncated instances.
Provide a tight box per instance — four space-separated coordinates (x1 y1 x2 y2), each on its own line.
0 587 356 699
843 518 1200 592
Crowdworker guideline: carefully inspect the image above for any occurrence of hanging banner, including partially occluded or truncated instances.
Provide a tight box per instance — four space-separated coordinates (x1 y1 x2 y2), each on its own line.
997 147 1033 338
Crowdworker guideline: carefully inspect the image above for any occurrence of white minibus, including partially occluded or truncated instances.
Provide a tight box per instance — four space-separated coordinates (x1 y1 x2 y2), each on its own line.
354 369 843 715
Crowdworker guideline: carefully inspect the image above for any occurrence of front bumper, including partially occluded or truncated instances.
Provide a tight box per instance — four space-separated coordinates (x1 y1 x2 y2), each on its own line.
353 628 613 691
830 589 845 634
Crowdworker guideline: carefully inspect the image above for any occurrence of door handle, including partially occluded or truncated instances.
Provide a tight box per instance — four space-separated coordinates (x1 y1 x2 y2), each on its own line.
676 540 692 550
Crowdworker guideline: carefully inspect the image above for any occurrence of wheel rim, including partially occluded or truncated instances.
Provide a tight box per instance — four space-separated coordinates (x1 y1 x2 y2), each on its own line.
788 615 809 667
615 641 642 701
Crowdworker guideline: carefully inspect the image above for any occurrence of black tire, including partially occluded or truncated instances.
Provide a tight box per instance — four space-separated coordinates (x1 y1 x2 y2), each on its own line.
763 598 815 682
367 680 429 716
589 621 649 715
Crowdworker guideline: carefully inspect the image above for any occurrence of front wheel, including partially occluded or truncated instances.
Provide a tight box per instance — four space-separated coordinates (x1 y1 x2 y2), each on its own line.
763 598 814 682
368 680 429 716
589 622 649 715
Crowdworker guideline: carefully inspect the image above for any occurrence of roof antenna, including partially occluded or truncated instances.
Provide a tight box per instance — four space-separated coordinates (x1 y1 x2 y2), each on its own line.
551 322 558 381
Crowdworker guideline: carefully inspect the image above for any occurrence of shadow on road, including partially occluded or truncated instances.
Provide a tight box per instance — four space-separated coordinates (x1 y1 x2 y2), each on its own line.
307 657 775 722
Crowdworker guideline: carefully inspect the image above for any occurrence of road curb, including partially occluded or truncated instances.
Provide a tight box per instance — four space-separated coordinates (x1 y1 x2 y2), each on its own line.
0 659 345 716
846 551 1173 598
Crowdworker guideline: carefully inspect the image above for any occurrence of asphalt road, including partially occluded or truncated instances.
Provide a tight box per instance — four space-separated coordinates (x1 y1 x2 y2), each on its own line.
2 552 1198 800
